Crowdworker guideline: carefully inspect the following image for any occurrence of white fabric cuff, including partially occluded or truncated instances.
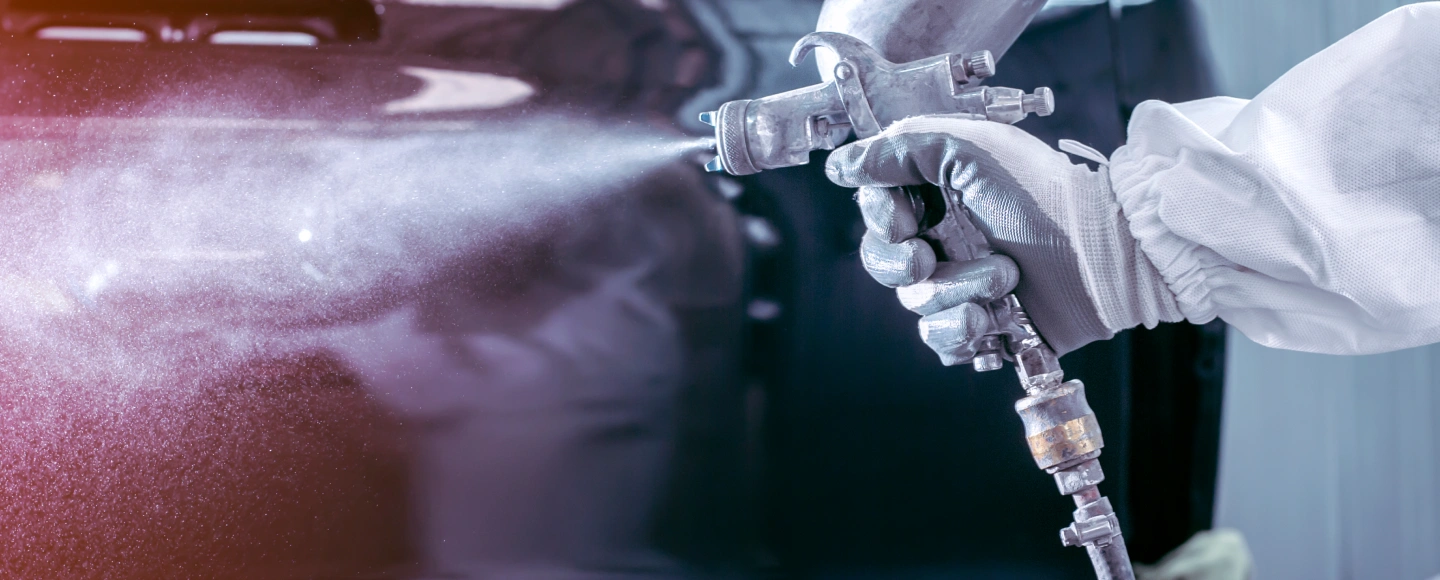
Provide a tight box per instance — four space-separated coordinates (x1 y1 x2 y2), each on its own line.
1063 150 1184 332
1107 120 1227 327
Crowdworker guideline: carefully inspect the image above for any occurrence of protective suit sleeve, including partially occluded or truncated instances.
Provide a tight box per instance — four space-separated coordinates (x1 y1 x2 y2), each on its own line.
1108 3 1440 355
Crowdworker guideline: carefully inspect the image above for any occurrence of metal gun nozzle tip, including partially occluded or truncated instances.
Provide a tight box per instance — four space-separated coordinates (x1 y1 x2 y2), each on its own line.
704 156 725 173
698 111 716 126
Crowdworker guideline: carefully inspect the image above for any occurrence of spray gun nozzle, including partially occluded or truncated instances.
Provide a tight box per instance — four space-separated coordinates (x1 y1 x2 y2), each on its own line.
703 156 724 173
698 111 717 126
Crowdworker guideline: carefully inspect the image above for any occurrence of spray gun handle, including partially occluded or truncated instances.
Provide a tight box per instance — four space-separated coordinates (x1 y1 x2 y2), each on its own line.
902 183 1042 373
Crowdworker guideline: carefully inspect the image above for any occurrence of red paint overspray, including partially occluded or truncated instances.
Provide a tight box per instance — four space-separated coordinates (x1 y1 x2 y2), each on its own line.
0 351 414 578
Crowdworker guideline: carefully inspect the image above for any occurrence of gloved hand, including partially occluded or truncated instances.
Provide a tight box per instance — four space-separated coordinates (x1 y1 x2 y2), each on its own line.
825 115 1181 361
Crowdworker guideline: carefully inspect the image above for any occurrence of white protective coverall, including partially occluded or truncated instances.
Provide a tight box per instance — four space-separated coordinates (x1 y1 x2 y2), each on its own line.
830 3 1440 358
1110 3 1440 355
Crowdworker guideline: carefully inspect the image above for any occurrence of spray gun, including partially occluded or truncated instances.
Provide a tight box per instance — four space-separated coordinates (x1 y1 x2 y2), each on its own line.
697 32 1136 580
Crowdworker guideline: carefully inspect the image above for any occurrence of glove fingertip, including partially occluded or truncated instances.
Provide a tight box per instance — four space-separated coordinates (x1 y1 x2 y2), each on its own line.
936 351 974 367
909 242 937 283
824 144 867 188
826 133 932 189
895 255 1017 315
860 233 935 287
918 303 986 348
989 254 1022 298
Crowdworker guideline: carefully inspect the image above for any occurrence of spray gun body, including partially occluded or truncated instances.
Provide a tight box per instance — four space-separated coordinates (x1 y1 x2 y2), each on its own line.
700 32 1135 580
700 32 1052 175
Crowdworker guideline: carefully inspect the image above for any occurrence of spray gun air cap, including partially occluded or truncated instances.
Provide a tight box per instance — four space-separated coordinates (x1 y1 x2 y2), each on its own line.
698 111 725 172
697 111 728 172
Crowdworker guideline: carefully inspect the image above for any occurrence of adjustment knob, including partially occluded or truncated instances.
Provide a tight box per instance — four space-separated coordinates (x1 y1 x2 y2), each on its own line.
1023 87 1055 117
953 50 995 82
966 50 996 79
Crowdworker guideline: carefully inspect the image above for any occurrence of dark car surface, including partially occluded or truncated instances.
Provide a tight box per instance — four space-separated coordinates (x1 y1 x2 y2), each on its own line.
0 1 747 578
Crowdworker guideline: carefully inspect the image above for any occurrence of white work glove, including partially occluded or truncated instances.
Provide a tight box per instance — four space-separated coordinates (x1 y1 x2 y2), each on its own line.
825 116 1181 361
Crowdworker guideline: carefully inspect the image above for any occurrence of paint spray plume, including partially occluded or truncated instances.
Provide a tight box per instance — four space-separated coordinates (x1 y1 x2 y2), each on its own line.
0 114 703 364
0 113 713 577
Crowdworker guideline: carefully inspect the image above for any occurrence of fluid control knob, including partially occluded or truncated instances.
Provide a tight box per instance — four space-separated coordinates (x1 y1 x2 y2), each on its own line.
1023 87 1055 117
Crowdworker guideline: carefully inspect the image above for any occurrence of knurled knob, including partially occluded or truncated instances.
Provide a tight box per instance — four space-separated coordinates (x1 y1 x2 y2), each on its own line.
1023 87 1055 117
966 50 995 79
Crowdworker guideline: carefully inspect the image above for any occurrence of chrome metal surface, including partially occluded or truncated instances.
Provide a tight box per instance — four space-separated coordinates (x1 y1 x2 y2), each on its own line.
814 0 1048 80
972 351 1004 372
703 33 1051 175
